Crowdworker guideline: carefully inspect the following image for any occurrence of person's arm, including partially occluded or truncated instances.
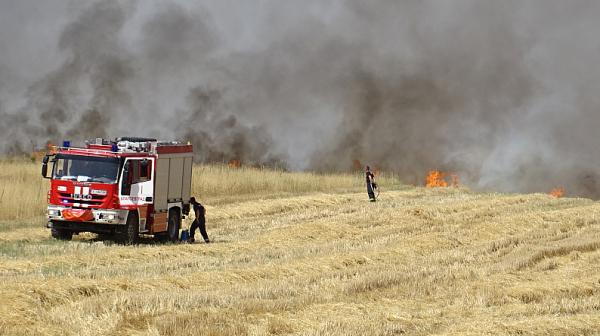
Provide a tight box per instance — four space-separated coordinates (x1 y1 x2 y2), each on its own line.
370 173 376 186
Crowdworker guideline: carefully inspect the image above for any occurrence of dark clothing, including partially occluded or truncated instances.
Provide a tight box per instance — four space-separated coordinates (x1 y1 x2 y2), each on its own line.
190 202 209 242
193 202 205 221
366 171 376 201
189 218 208 241
366 171 374 184
367 180 376 201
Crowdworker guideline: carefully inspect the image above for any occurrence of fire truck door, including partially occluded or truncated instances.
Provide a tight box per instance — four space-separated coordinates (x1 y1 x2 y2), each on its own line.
119 158 155 206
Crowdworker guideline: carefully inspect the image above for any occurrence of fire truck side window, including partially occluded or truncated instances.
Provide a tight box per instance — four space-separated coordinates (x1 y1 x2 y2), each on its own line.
55 159 67 177
132 160 139 184
124 159 151 186
140 161 151 182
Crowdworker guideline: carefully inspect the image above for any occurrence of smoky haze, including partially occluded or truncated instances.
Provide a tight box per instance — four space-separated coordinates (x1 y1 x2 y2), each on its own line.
1 0 600 197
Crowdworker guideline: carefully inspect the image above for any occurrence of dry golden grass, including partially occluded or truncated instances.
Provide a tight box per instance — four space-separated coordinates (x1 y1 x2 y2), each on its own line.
2 160 600 335
0 159 399 222
0 157 50 222
190 163 400 205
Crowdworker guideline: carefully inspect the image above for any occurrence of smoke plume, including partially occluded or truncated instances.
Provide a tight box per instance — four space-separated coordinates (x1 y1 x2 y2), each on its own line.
2 0 600 197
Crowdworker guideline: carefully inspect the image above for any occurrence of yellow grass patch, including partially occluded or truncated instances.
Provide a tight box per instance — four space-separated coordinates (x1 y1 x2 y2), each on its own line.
2 160 600 335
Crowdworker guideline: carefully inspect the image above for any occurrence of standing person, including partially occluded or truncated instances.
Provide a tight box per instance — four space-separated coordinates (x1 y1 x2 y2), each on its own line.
189 197 210 243
365 166 377 202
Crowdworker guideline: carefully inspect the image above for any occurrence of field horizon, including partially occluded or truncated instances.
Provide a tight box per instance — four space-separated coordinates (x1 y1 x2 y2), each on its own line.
1 160 600 335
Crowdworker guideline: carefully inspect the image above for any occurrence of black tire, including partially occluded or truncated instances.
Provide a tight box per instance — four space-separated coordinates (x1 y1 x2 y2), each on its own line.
166 209 181 242
167 209 181 242
155 210 180 243
51 227 72 240
115 211 139 245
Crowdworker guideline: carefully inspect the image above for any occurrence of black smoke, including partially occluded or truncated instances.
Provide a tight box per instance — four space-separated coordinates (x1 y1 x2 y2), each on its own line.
0 0 133 150
178 86 287 167
1 1 600 198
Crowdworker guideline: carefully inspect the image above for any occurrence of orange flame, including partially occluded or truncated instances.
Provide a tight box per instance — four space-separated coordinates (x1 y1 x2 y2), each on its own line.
229 159 240 167
451 174 460 187
346 160 363 175
31 141 57 158
550 187 564 198
48 142 57 154
426 170 447 187
373 168 381 175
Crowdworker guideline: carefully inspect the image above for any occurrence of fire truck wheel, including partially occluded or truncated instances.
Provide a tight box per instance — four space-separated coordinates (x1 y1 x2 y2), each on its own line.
51 227 72 240
166 210 180 242
116 212 139 245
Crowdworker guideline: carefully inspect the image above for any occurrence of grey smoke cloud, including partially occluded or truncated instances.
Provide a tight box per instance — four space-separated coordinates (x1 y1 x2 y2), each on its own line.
1 0 600 198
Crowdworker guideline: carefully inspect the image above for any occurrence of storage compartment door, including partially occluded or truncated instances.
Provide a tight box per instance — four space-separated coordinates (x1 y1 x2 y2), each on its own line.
154 158 169 211
182 156 193 202
168 157 184 202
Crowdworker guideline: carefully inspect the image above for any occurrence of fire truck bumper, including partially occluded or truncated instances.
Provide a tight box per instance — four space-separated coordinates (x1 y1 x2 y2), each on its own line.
46 206 123 224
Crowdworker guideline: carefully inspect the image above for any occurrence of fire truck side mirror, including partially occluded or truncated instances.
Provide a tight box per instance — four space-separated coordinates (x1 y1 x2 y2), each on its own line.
41 155 53 178
41 163 48 178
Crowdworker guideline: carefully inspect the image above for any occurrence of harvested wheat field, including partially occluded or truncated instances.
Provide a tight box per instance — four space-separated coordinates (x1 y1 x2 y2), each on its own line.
2 160 600 335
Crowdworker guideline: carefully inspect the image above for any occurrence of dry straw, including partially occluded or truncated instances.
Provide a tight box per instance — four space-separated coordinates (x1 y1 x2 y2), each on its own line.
0 157 50 222
2 159 600 335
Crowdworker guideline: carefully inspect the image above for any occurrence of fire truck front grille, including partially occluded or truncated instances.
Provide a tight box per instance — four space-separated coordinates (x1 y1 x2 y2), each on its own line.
59 193 106 208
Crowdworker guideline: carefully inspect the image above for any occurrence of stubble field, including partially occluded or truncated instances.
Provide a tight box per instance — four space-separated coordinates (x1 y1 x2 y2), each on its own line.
1 159 600 335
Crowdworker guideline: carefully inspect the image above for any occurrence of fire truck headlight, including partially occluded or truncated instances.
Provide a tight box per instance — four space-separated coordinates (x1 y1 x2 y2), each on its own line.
48 210 61 217
108 214 116 220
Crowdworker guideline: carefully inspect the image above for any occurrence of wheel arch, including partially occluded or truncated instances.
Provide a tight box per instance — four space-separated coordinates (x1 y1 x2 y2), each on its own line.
167 202 182 217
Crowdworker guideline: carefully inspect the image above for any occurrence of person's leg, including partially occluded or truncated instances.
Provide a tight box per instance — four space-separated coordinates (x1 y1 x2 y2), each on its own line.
199 219 209 242
189 220 199 241
367 183 376 202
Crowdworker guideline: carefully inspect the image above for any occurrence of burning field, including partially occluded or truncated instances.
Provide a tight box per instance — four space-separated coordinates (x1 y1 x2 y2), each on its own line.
2 160 600 335
2 2 600 332
5 1 600 199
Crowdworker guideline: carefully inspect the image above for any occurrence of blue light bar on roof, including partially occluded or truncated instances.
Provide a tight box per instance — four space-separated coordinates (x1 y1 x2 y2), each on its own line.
63 141 70 147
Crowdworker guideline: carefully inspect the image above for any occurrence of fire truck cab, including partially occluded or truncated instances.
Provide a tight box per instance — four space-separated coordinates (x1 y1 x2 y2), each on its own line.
41 137 193 244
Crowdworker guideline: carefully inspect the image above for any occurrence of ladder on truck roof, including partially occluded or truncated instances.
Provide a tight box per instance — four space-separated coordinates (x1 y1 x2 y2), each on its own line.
82 137 188 155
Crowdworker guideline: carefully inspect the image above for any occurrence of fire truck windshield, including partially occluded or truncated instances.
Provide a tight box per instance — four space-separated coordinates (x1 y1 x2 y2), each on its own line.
52 154 120 184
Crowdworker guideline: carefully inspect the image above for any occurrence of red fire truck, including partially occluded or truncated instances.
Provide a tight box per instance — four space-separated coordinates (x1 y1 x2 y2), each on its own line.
41 137 193 244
